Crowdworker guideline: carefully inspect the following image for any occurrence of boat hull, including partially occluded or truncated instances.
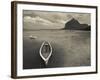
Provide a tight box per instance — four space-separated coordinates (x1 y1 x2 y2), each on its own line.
39 41 52 65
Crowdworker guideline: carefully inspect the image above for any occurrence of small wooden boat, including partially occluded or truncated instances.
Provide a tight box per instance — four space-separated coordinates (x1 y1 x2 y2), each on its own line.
29 35 37 39
39 41 52 65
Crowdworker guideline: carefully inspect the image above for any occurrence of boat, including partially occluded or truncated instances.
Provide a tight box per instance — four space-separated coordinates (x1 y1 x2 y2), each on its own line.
39 41 52 65
29 35 37 39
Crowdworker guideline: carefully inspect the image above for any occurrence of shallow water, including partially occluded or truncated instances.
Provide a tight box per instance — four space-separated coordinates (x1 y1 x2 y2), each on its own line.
23 30 90 69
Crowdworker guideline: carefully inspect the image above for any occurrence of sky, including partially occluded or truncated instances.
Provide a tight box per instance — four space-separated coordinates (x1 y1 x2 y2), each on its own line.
23 10 90 30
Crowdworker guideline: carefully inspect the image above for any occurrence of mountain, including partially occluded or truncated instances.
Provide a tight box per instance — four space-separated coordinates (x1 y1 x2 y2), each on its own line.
64 18 90 31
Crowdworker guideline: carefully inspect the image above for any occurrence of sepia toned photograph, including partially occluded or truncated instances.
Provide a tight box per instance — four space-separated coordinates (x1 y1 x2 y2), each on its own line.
11 1 97 78
23 11 91 69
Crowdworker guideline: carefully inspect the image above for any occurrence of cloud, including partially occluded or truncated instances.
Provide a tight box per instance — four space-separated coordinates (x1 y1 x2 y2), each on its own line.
24 16 64 29
24 11 90 24
24 16 53 25
23 10 90 29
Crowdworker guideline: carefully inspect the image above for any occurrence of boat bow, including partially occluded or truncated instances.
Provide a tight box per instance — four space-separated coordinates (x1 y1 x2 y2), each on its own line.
39 41 52 65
